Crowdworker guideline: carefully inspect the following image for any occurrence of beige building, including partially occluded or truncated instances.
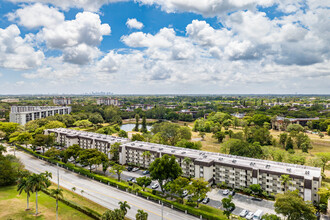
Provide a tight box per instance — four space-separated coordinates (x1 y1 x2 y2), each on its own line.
1 98 19 103
44 128 321 203
53 97 71 105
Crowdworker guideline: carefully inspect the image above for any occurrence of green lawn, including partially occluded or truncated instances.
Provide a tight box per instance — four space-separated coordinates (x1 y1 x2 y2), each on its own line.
0 185 93 220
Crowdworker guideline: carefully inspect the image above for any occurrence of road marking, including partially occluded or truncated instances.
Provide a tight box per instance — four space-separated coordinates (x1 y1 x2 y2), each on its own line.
17 152 174 220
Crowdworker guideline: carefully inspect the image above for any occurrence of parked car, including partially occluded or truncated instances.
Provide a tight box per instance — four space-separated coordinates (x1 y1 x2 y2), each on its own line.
132 167 140 172
132 178 137 183
142 170 150 175
127 177 134 182
202 197 210 204
239 209 248 217
246 212 254 220
182 190 188 197
151 183 159 189
197 197 204 203
252 210 263 220
229 190 236 196
127 167 133 171
223 189 229 195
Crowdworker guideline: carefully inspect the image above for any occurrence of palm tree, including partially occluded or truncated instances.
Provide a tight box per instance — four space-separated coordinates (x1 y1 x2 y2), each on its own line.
142 151 151 168
280 174 292 192
50 188 63 220
17 175 32 210
28 172 52 215
118 201 131 216
136 209 148 220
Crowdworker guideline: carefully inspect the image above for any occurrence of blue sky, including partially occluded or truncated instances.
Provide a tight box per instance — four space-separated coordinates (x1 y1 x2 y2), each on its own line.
0 0 329 94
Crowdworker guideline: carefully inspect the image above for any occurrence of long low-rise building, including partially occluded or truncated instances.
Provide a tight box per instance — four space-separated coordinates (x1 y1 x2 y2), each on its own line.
45 128 321 203
10 106 71 125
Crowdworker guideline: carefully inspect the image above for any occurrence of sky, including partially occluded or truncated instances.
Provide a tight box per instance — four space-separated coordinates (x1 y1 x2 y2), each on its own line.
0 0 329 95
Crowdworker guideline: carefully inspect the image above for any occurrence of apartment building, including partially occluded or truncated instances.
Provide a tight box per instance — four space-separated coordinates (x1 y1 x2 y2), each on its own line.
10 106 71 125
53 97 71 105
45 128 130 158
43 128 321 203
97 97 120 106
1 98 19 103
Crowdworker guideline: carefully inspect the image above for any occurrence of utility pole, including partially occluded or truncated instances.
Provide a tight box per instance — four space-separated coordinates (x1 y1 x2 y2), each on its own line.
161 201 164 220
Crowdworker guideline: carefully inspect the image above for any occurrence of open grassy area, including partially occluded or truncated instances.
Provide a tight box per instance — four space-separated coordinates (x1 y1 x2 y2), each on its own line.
0 185 94 220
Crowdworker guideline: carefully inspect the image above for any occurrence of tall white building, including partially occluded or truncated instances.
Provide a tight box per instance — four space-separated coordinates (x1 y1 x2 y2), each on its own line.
97 97 120 106
10 106 71 125
45 128 322 203
53 97 71 105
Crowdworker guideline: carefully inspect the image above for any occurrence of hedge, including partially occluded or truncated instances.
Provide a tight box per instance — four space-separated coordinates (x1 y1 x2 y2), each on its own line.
16 144 228 220
42 188 102 220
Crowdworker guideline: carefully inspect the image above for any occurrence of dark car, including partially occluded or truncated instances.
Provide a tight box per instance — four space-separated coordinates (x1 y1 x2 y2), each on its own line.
142 170 150 175
127 177 134 182
127 167 133 171
229 190 235 196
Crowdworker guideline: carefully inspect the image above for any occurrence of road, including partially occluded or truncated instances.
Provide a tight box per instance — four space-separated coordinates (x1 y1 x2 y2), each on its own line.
6 146 197 220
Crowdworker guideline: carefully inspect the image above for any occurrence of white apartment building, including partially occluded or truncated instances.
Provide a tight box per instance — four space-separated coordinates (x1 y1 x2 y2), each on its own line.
10 106 71 125
97 98 120 106
44 128 321 203
53 97 71 105
45 128 130 158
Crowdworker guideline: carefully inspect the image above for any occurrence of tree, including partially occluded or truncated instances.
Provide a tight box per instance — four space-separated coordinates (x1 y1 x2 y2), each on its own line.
102 160 111 175
176 139 202 150
0 154 24 186
142 151 151 168
32 134 55 155
73 120 93 128
251 114 271 127
327 125 330 136
118 201 131 216
140 115 148 133
319 133 325 139
28 172 52 215
286 124 304 133
280 175 292 192
0 122 21 140
149 154 182 193
44 121 66 129
249 184 263 197
279 133 288 147
151 122 191 145
169 177 190 203
315 152 330 173
118 130 128 138
186 178 210 207
110 142 120 162
50 188 64 220
132 134 145 142
199 131 206 140
0 144 6 155
133 114 140 131
110 164 126 181
0 130 6 140
89 113 104 124
261 214 281 220
285 137 294 151
78 149 108 172
101 209 125 220
224 139 264 159
17 174 32 211
222 195 235 219
10 132 32 148
64 144 82 164
136 176 152 191
45 147 61 160
274 191 316 220
212 131 226 143
136 209 148 220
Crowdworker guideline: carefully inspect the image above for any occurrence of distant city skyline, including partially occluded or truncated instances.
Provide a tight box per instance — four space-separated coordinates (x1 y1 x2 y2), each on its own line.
0 0 329 94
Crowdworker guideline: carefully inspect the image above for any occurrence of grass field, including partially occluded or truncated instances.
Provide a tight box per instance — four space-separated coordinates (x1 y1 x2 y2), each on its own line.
0 185 94 220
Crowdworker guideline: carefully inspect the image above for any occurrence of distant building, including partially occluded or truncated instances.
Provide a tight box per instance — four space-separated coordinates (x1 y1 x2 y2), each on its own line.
265 102 287 107
1 98 19 103
10 106 71 125
97 97 120 106
272 116 319 130
126 104 154 111
231 113 246 119
53 97 71 105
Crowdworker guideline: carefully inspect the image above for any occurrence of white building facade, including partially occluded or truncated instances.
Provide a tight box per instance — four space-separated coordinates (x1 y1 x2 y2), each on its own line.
44 128 321 203
10 106 71 125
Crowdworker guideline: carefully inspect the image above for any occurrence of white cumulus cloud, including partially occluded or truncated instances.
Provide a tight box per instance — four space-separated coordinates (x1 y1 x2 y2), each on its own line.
126 18 144 29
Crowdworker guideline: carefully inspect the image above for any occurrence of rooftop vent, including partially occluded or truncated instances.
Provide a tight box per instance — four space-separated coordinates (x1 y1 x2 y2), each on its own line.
181 152 186 154
305 171 310 175
203 155 207 158
218 157 223 161
139 145 143 147
266 165 271 169
159 148 164 151
250 162 255 166
171 150 175 153
132 143 135 146
232 160 237 163
286 168 291 172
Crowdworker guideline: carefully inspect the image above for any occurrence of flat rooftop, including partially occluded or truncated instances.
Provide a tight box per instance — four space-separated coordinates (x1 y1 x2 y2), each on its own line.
47 128 130 144
11 106 70 113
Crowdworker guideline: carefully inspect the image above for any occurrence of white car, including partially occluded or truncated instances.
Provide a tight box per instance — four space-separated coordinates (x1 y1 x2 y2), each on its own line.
151 183 159 189
223 189 229 195
132 167 140 172
246 212 254 220
182 190 188 197
239 210 248 217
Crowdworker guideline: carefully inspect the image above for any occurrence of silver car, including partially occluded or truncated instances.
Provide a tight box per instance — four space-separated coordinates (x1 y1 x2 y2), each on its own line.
223 189 229 195
239 209 248 217
246 212 254 220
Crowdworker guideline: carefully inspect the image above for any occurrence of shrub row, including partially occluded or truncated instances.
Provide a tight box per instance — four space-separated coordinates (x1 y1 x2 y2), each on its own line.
42 188 101 220
16 144 227 220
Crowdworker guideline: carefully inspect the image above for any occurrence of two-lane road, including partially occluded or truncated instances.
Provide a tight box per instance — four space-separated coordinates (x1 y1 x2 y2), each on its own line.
7 147 197 220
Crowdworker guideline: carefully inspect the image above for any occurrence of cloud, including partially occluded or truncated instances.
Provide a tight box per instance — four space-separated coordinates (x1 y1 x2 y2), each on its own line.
7 3 64 29
126 18 144 29
7 0 127 12
0 25 44 70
